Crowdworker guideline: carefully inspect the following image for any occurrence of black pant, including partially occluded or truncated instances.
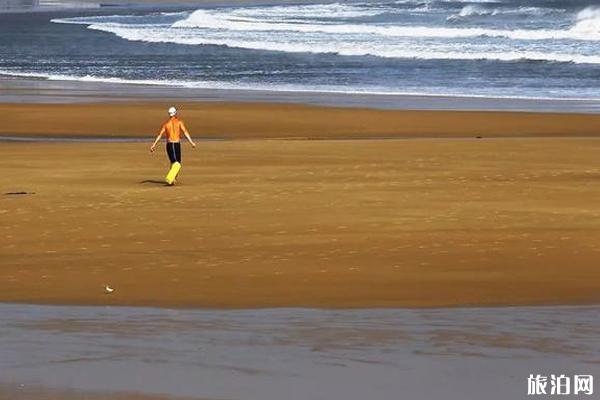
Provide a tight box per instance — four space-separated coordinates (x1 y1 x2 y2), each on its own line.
166 142 181 163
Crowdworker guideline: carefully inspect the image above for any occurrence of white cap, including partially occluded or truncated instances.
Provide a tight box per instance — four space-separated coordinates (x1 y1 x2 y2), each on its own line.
168 106 177 116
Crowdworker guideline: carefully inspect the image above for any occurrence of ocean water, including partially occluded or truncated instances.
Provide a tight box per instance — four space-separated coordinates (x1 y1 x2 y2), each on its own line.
1 0 600 99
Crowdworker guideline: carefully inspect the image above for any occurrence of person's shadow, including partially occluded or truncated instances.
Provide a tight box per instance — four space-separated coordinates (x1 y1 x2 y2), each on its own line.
139 180 170 186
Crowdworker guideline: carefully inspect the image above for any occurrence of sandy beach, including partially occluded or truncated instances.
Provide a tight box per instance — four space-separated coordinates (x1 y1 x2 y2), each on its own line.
1 104 599 308
3 0 600 396
3 102 600 139
4 0 600 397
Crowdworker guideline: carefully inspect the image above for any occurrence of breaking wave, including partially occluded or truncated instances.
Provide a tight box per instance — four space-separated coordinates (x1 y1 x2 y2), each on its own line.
50 4 600 64
166 7 600 41
447 4 563 20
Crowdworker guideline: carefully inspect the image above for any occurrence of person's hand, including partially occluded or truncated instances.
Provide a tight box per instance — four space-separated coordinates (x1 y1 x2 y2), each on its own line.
191 142 197 149
150 144 156 153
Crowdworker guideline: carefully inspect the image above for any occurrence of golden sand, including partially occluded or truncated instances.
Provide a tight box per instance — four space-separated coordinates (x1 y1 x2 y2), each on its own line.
3 102 600 139
1 113 599 307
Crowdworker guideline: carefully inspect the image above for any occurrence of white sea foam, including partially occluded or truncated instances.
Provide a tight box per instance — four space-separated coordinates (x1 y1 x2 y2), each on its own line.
228 3 387 19
71 23 600 65
457 5 493 17
570 7 600 36
3 68 600 101
169 8 600 42
0 69 179 86
75 23 600 65
447 5 561 20
51 4 600 64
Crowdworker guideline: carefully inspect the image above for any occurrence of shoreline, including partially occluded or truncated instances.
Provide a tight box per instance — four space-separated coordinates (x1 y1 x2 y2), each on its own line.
3 77 600 113
3 301 600 312
2 299 600 311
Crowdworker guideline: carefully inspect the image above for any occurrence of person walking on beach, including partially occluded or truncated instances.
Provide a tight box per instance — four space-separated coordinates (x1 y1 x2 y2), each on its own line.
150 106 196 184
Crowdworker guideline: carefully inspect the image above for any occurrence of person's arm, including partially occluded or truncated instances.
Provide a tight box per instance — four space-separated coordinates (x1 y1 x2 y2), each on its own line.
181 121 196 148
150 125 166 152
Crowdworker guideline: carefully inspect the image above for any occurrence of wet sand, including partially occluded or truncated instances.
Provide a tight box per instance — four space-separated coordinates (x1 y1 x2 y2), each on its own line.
1 385 200 400
1 303 598 400
1 135 599 308
2 102 600 139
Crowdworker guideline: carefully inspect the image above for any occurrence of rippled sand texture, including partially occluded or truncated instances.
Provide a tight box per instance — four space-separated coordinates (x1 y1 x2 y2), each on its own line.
1 138 599 307
1 304 599 400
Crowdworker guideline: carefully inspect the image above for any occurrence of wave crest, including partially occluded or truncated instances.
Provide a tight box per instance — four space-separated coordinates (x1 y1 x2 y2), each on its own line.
52 3 600 64
447 4 563 21
571 6 600 36
171 8 600 43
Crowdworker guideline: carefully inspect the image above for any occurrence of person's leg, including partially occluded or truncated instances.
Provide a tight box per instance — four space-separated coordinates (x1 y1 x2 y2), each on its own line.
164 143 180 185
166 142 177 164
174 143 182 182
175 142 182 163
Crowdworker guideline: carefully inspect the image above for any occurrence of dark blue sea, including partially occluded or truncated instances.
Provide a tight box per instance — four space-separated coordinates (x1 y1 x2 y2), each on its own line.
1 0 600 99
